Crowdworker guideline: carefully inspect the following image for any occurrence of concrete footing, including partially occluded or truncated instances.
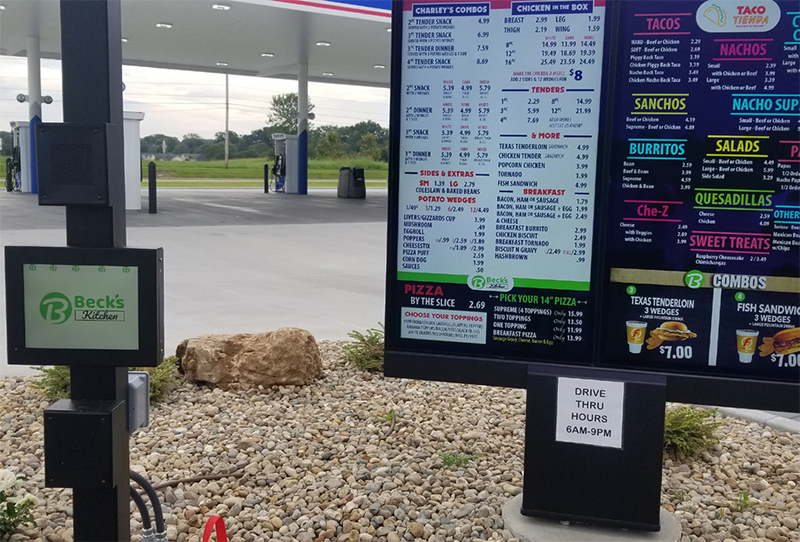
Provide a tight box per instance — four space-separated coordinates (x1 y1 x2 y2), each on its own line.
502 495 682 542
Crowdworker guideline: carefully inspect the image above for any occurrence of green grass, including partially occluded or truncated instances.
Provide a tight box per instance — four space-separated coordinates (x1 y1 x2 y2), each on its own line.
142 158 388 181
1 158 389 186
438 450 476 469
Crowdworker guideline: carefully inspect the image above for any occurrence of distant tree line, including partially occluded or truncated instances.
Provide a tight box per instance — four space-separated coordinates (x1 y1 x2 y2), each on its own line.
2 94 389 162
140 120 388 162
142 92 388 162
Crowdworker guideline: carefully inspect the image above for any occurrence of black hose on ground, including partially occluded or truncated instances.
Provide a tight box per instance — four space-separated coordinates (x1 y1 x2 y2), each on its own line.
130 470 165 534
130 485 152 531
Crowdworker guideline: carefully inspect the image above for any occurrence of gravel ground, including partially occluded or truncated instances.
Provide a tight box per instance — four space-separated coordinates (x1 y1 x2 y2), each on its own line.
0 340 798 542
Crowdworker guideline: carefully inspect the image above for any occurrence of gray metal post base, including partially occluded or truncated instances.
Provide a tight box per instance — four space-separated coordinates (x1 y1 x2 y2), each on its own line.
503 495 682 542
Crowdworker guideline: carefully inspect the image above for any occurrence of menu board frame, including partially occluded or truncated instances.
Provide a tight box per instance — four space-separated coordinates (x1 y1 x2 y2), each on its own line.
384 0 799 412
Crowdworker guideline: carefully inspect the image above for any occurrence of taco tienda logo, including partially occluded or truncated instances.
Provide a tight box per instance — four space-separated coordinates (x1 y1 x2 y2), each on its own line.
38 292 126 324
696 0 780 32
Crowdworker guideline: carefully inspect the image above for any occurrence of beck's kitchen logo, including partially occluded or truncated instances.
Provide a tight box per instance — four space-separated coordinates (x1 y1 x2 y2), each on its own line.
684 270 706 290
468 274 513 292
39 292 72 324
39 292 126 323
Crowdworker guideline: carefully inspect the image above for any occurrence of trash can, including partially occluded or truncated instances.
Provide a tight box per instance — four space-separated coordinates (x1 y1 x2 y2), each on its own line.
337 167 366 199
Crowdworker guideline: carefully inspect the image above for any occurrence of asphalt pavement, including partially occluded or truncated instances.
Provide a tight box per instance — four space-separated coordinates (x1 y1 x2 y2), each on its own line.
1 187 797 432
1 188 388 377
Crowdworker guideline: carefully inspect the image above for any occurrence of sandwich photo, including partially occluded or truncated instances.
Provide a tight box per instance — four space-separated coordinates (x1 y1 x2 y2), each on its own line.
646 321 697 350
759 327 800 357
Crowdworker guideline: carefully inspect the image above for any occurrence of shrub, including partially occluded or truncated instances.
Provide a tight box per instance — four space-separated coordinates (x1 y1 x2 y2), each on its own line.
663 405 722 456
139 356 180 401
31 356 180 402
30 365 71 400
343 324 385 373
0 470 37 539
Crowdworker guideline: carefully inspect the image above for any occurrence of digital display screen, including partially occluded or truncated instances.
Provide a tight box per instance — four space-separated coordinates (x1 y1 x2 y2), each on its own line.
24 264 139 350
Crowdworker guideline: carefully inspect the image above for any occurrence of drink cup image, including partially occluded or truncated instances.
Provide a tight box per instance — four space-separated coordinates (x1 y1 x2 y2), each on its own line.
626 321 647 353
736 329 758 363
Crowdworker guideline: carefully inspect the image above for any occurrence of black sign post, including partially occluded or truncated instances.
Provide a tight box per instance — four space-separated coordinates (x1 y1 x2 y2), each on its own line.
5 6 164 538
60 1 128 538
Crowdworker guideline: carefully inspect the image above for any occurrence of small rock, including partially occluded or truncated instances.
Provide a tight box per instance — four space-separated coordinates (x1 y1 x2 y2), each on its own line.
408 522 425 538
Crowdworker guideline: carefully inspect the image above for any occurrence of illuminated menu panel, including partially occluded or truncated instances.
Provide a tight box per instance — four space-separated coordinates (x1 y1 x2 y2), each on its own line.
394 0 608 360
602 0 800 380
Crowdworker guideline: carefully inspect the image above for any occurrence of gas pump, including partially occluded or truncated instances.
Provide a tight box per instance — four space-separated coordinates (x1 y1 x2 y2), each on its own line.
271 135 286 192
271 133 299 194
7 121 30 192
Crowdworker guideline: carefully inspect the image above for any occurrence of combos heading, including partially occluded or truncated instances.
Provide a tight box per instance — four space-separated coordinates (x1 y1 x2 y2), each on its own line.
411 1 594 17
412 3 489 16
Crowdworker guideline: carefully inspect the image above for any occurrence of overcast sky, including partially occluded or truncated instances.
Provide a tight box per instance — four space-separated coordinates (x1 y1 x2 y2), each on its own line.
0 56 390 140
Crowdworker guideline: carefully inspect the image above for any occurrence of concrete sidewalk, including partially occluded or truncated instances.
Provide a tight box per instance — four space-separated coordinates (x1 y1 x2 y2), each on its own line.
1 187 798 433
1 188 388 377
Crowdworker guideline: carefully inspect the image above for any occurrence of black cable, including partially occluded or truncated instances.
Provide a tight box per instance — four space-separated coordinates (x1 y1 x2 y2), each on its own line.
130 471 165 533
129 485 152 530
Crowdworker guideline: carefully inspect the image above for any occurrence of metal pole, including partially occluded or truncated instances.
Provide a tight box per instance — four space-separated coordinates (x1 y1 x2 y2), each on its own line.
27 36 42 194
264 163 270 193
148 161 157 213
224 74 229 169
297 63 309 195
59 0 130 539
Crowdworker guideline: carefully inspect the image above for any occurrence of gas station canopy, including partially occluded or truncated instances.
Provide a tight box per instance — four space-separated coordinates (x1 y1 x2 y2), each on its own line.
0 0 392 88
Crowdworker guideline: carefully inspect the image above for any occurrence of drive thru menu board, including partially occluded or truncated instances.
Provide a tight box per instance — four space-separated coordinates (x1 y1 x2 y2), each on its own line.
602 0 800 382
388 0 800 387
394 0 608 361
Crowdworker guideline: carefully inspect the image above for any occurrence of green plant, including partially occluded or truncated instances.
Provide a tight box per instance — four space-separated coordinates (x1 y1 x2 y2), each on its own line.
30 365 71 400
384 409 401 423
716 507 727 520
31 357 180 402
343 324 385 373
670 489 688 504
663 406 722 456
0 471 37 540
732 489 757 512
438 450 474 469
140 356 180 401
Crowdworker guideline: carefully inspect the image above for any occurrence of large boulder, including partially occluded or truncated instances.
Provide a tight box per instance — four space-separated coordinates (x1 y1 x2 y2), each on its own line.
176 327 322 389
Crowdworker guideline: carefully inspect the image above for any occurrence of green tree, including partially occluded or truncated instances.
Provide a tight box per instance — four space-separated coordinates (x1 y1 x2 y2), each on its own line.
199 141 226 160
140 134 180 154
267 93 314 134
358 133 381 160
338 121 388 158
214 131 240 144
315 130 345 159
180 133 208 153
0 131 11 156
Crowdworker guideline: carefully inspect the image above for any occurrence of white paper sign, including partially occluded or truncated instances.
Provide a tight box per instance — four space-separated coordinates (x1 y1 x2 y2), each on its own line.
555 377 624 449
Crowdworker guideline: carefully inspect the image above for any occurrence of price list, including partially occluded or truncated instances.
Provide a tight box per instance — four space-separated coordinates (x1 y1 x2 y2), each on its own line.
602 0 800 381
395 0 607 359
